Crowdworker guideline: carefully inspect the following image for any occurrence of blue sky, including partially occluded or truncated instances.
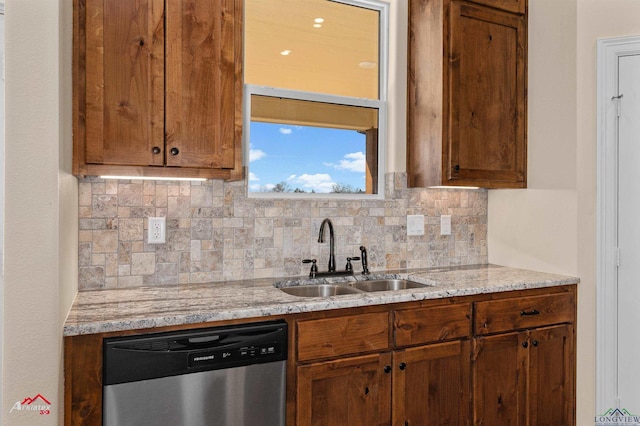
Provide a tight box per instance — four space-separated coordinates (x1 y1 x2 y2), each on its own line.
248 122 367 193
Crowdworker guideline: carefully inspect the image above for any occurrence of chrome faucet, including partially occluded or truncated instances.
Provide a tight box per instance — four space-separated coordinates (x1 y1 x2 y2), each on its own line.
318 218 336 272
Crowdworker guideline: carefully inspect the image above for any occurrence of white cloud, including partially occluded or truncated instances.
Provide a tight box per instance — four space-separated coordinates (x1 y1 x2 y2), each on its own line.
279 127 293 135
248 172 259 182
290 173 336 193
324 151 366 173
249 146 266 162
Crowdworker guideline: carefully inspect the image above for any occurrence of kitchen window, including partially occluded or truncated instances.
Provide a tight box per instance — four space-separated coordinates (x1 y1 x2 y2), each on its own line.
243 0 389 197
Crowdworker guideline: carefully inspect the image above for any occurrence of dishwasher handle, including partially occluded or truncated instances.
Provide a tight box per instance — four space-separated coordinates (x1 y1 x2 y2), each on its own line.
172 329 285 352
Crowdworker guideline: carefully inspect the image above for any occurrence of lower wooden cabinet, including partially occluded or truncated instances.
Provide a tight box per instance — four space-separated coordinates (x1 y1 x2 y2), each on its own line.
529 325 575 425
296 341 471 426
64 285 576 425
293 286 575 425
296 353 392 426
472 324 574 425
393 340 471 426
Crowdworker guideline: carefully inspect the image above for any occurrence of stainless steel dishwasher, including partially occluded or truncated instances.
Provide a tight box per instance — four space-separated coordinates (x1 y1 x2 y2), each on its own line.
103 320 287 426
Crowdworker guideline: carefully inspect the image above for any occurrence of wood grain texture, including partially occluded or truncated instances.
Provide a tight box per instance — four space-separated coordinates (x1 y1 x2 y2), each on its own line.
394 302 471 346
64 334 104 426
447 1 526 187
165 0 235 169
529 325 575 426
472 331 528 425
296 353 392 426
393 340 471 426
407 0 446 188
407 0 527 188
73 0 243 179
474 292 575 335
228 0 245 181
296 312 390 362
85 0 165 166
466 0 526 14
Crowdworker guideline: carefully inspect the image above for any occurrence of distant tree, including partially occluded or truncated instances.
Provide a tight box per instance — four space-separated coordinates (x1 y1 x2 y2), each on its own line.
270 182 292 192
331 183 364 194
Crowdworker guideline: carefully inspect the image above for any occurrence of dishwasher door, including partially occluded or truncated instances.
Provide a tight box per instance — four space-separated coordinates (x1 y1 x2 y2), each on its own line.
103 321 287 426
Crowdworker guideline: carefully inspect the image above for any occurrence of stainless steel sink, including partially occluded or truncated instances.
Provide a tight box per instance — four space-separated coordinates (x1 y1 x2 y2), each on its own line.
348 279 428 292
277 278 430 297
279 284 363 297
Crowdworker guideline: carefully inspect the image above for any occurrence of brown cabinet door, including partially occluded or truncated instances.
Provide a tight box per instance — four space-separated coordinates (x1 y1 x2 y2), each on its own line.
165 0 236 169
528 325 575 426
393 340 471 426
473 331 527 425
84 0 165 167
296 353 392 426
447 1 527 187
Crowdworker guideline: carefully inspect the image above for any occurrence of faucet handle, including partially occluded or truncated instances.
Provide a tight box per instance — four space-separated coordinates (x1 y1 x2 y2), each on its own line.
302 259 318 278
359 246 370 274
345 257 360 273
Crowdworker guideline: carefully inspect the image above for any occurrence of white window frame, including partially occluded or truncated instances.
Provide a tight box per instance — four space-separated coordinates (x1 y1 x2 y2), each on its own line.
243 0 389 200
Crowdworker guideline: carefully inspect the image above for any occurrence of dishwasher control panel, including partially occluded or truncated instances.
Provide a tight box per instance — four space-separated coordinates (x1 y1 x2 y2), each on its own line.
104 320 288 385
189 342 283 368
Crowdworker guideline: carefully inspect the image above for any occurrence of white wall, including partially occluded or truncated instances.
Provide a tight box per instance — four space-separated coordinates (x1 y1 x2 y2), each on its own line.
489 0 640 424
2 0 76 424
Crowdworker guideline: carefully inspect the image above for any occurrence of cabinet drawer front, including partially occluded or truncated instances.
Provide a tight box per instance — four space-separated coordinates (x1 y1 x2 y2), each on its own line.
394 303 471 346
297 313 389 362
475 292 575 335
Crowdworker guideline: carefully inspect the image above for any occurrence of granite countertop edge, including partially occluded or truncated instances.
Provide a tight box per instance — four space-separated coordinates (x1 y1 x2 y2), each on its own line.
63 264 580 337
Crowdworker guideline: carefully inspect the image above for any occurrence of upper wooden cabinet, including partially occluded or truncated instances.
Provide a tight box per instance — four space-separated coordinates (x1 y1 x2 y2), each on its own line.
73 0 243 180
407 0 527 188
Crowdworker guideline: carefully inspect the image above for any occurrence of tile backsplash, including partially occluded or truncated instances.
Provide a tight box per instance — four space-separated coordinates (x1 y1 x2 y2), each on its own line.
78 173 487 290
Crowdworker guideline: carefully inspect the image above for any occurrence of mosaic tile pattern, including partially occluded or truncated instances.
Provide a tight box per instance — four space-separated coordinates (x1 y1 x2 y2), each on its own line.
78 173 488 290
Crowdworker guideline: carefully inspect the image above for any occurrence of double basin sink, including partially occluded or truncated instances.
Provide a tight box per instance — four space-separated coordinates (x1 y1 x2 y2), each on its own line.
277 279 429 297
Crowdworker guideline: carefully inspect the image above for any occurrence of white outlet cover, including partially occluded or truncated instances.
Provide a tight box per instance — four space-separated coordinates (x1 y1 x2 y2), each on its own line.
440 215 452 236
148 217 166 244
407 215 425 236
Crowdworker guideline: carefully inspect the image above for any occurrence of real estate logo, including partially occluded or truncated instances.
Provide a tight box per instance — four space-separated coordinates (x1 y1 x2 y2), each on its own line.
595 408 640 425
9 393 51 416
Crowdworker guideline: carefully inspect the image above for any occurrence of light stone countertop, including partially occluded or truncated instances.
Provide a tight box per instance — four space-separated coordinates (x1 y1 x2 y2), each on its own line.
63 264 579 336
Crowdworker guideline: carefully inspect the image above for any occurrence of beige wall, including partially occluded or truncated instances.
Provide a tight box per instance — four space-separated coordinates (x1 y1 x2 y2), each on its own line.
490 0 640 424
3 0 76 424
489 0 578 274
387 0 408 173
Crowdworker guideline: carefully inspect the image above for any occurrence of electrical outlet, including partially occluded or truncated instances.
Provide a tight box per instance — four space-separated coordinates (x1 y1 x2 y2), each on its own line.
407 215 425 236
148 217 166 244
440 215 452 236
